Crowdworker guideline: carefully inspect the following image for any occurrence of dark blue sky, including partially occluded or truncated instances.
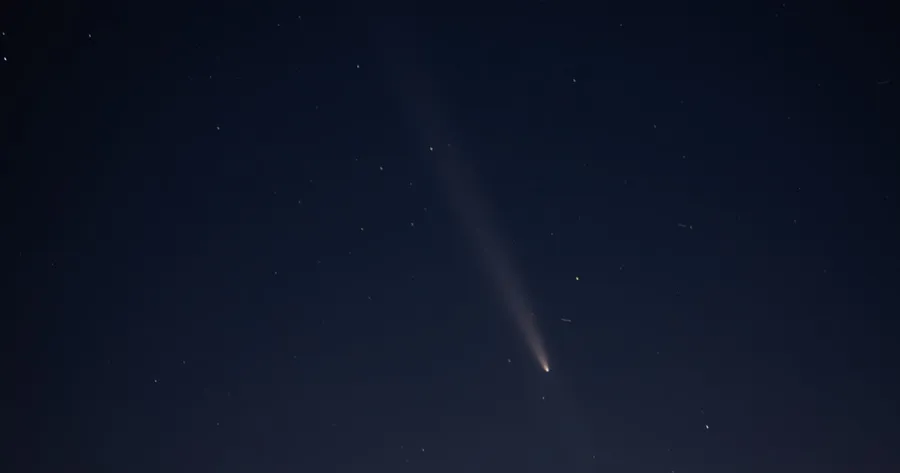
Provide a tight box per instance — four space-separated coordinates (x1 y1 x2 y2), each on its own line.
6 3 899 472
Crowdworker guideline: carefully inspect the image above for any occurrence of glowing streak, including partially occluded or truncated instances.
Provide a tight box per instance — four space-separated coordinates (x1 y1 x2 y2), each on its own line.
377 43 550 372
432 154 550 373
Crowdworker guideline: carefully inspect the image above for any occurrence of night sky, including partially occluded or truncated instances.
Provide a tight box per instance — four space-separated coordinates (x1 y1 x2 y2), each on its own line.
6 3 900 472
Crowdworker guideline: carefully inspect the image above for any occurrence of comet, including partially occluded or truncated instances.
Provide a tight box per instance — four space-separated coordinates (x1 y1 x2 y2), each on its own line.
376 38 550 373
430 151 551 374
